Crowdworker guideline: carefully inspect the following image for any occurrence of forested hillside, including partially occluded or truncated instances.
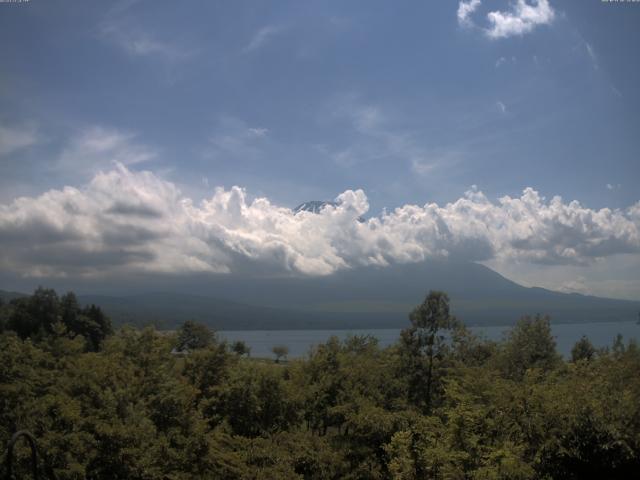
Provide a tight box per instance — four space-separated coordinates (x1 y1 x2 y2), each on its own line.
1 288 639 479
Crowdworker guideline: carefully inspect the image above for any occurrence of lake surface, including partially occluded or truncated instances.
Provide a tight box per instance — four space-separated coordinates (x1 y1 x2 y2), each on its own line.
219 321 640 359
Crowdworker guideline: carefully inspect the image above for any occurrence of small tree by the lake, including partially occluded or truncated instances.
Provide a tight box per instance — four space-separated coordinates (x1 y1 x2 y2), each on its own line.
272 345 289 363
231 340 251 357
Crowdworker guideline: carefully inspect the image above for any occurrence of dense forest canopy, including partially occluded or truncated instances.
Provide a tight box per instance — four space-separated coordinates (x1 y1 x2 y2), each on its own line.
1 288 639 479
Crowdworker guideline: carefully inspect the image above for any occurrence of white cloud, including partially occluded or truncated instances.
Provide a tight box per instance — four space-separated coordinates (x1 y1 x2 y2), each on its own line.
0 166 639 279
558 276 589 295
496 101 507 114
585 42 599 70
0 124 38 156
247 127 269 138
486 0 555 39
457 0 482 27
495 56 516 68
100 18 193 62
328 99 446 174
206 118 270 161
352 106 383 133
411 150 462 177
458 0 555 39
410 158 438 176
57 126 156 178
243 26 281 53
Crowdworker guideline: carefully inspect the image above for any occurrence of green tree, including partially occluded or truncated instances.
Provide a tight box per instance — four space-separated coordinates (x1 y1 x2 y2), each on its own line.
221 362 298 437
59 292 113 351
498 314 561 380
27 287 61 335
571 335 596 362
60 291 80 328
399 290 458 413
291 336 343 436
78 304 113 351
612 333 627 357
7 287 61 339
0 297 7 333
176 320 213 351
272 344 289 363
231 340 250 357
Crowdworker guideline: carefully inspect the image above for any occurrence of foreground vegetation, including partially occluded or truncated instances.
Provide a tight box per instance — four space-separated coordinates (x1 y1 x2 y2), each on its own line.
1 288 639 479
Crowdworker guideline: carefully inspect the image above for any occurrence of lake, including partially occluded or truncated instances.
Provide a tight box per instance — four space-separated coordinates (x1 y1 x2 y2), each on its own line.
219 321 640 359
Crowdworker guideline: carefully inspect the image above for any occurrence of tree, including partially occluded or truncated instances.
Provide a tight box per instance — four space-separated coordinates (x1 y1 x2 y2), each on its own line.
60 291 80 328
231 340 251 357
571 336 596 362
28 287 61 335
0 297 7 333
499 314 561 380
7 287 61 339
220 362 298 437
272 345 289 363
612 333 626 357
58 292 113 351
176 320 213 352
400 290 458 413
78 304 113 351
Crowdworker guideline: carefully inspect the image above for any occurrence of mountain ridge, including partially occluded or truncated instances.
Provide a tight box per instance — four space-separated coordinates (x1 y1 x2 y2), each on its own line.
2 260 638 330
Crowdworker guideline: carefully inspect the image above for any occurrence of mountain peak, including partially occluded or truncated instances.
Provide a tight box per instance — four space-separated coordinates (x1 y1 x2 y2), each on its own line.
293 201 338 214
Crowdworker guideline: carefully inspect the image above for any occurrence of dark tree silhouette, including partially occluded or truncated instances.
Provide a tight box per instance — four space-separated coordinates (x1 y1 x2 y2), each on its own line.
176 320 213 351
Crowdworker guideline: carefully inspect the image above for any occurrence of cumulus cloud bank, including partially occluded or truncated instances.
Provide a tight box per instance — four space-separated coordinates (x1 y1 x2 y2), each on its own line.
0 165 638 279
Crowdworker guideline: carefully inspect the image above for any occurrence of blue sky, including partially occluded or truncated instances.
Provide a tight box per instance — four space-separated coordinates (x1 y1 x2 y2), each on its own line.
1 0 639 299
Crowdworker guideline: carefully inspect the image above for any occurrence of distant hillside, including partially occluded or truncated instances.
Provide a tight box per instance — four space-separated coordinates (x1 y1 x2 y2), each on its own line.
3 260 639 330
76 293 334 330
182 259 640 328
0 289 27 303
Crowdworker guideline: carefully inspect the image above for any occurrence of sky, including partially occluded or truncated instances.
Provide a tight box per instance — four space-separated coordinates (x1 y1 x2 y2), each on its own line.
0 0 639 300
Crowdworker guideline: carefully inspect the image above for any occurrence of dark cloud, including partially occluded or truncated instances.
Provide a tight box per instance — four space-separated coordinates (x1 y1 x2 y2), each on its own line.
106 201 163 219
